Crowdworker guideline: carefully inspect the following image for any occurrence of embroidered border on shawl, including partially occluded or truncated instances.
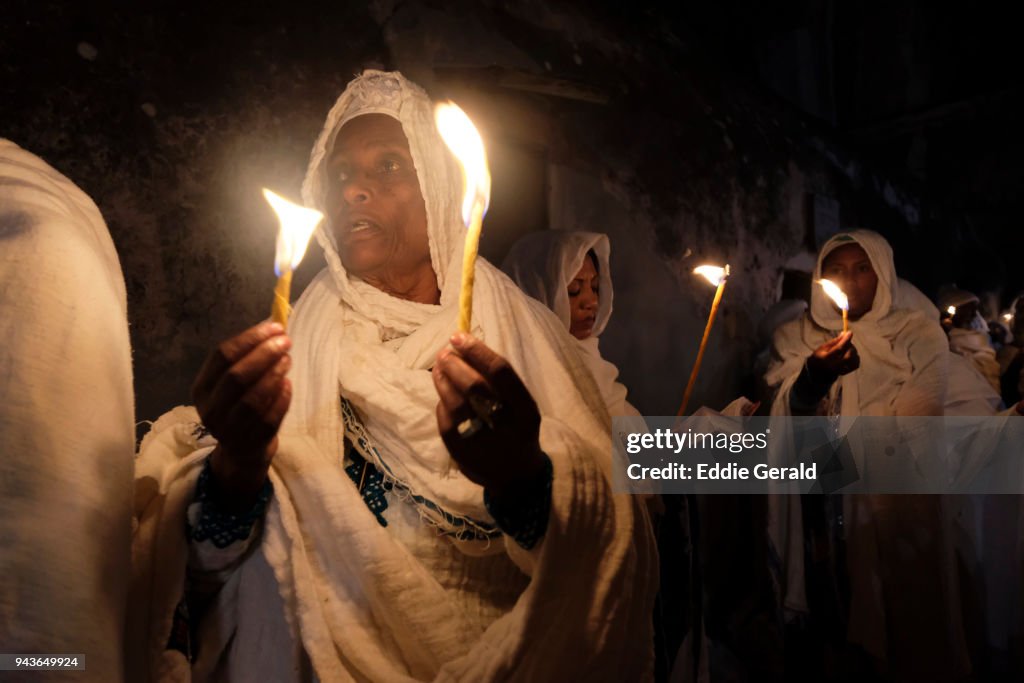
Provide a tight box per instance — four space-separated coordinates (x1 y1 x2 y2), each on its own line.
344 452 392 527
340 398 502 542
188 457 274 549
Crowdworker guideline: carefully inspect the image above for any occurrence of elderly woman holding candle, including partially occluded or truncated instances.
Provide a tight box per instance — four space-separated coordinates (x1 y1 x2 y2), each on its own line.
129 70 656 682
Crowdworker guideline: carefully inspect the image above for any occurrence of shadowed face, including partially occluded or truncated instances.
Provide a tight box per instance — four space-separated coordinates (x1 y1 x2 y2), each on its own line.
568 252 600 340
324 114 431 283
821 243 878 320
951 301 980 329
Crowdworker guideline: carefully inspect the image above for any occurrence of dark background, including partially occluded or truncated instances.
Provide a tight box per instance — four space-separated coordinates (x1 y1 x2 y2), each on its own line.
2 0 1019 428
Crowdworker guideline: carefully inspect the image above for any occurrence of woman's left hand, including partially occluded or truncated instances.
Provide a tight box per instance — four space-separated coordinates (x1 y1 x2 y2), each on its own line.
433 332 547 498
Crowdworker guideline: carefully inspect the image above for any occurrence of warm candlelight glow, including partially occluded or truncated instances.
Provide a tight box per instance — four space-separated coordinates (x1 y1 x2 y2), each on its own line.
435 103 491 223
694 264 729 287
264 189 323 277
1004 313 1014 322
263 188 323 327
947 306 957 316
817 278 849 333
435 101 491 333
818 278 849 312
677 263 731 416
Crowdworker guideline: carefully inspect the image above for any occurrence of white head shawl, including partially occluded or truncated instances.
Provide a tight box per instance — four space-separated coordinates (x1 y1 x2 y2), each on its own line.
301 70 464 334
500 231 638 418
501 231 613 337
767 229 948 416
937 287 980 314
896 278 939 321
286 71 610 534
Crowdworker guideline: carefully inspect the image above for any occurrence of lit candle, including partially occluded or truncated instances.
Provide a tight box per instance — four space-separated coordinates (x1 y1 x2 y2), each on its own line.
677 264 730 417
263 188 323 329
435 102 491 333
947 305 957 317
818 278 850 333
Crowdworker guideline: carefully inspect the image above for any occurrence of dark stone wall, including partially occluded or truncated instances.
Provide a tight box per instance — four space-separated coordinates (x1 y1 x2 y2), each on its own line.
2 1 981 427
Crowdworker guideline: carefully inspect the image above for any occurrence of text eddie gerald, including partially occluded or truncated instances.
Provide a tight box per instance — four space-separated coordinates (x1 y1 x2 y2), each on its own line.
622 427 817 482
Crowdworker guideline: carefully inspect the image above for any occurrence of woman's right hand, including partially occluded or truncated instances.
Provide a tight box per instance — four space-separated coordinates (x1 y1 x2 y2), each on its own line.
192 321 293 510
806 330 860 381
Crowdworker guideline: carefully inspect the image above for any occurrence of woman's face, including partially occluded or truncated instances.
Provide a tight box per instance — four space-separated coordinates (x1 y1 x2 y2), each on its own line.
821 243 878 320
568 254 600 340
324 114 431 282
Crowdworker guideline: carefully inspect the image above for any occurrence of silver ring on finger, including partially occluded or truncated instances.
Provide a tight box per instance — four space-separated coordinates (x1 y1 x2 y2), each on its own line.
456 416 486 439
468 395 505 429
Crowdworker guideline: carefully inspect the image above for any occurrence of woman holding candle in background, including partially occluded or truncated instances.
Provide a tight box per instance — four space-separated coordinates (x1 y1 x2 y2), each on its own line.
770 230 953 417
501 230 641 420
129 70 656 682
766 229 973 681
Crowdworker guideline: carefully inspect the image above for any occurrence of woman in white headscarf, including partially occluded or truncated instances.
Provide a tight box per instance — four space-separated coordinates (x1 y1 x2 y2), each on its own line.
129 71 656 682
940 287 1002 393
769 230 951 418
501 231 639 419
766 230 972 681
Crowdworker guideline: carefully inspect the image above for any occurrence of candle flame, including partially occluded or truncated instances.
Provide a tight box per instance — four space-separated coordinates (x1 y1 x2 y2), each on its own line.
435 102 491 225
694 264 729 287
263 188 323 276
817 279 849 311
1002 312 1012 322
947 305 957 316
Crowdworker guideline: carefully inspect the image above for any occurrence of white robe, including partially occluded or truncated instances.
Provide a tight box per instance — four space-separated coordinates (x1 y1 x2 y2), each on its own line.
949 328 1002 393
0 139 134 681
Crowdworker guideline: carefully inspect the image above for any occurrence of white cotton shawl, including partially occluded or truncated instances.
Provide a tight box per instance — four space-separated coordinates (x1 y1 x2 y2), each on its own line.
130 71 657 682
898 280 1002 416
0 140 134 681
500 231 638 418
948 328 1001 393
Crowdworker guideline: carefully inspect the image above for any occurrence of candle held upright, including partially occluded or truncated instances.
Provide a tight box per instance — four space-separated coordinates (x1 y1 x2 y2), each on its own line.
435 102 491 333
271 270 293 326
677 264 730 417
263 188 323 329
818 278 850 334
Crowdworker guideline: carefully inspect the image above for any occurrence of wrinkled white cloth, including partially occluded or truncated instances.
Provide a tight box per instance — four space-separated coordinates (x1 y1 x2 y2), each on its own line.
130 71 656 682
0 139 134 681
949 328 1001 393
897 280 1002 417
501 231 639 419
896 277 939 320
